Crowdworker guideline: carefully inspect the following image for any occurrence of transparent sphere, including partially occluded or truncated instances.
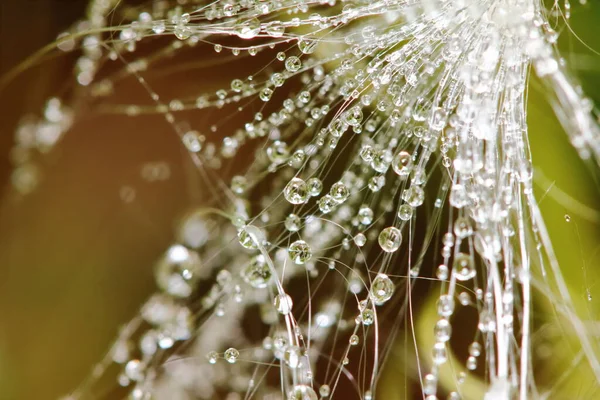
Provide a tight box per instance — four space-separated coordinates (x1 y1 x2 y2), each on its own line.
392 150 412 176
274 293 293 315
378 226 402 252
241 255 272 289
155 245 201 298
369 274 395 305
288 240 312 264
453 253 476 281
288 385 318 400
224 348 239 364
284 177 309 205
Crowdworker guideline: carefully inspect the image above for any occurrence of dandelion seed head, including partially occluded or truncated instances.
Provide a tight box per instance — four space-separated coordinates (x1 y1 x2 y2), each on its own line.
7 0 600 398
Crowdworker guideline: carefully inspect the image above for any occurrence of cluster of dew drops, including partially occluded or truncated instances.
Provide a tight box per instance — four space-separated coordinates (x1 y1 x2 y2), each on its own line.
9 0 598 399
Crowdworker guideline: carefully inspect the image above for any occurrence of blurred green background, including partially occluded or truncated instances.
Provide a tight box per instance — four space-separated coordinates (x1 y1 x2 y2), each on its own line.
0 1 599 399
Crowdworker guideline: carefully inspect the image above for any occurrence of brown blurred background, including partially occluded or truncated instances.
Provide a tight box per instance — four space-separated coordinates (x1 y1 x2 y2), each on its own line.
0 2 180 398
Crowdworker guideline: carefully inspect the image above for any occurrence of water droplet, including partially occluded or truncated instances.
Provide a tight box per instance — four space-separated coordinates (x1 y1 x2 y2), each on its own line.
354 233 366 247
397 204 413 221
125 359 144 381
437 295 454 317
360 308 375 325
241 255 271 289
285 56 302 72
206 351 218 364
370 274 395 305
319 384 331 397
236 18 260 39
402 186 425 207
468 341 482 357
453 253 475 281
267 140 289 164
318 195 337 214
274 293 293 315
284 178 309 204
230 79 244 92
307 177 323 196
330 181 349 203
478 309 496 332
298 38 317 54
231 175 247 194
155 245 200 298
238 228 259 249
453 217 473 238
434 318 451 342
284 346 301 368
288 240 312 264
466 356 477 370
260 87 273 102
357 206 374 225
392 151 412 177
174 25 192 40
288 385 318 400
285 214 301 232
378 227 402 252
432 342 447 365
182 130 203 152
224 347 239 363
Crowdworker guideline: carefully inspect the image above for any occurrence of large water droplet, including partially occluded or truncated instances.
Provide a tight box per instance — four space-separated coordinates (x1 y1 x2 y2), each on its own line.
378 227 402 252
284 178 309 204
370 274 394 305
288 240 312 264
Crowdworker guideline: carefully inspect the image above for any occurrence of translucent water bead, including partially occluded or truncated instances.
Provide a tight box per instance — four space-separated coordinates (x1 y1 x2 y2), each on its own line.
288 240 312 264
453 253 476 281
283 346 302 369
274 293 293 315
285 56 302 72
378 227 402 252
402 185 425 207
288 385 318 400
206 351 218 364
241 255 272 289
319 384 331 397
284 177 310 204
155 244 201 298
285 213 302 232
330 181 349 203
369 274 395 305
182 130 203 152
392 150 412 177
224 347 239 363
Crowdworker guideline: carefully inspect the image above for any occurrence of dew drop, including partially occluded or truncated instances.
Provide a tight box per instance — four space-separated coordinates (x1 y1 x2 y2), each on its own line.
453 253 476 281
206 351 218 364
370 274 395 305
330 181 349 203
319 384 331 397
285 56 302 72
288 385 318 400
274 293 293 315
378 227 402 252
402 186 425 207
224 347 239 363
241 255 271 289
285 214 302 232
392 151 412 177
284 178 309 204
298 38 317 54
288 240 312 264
